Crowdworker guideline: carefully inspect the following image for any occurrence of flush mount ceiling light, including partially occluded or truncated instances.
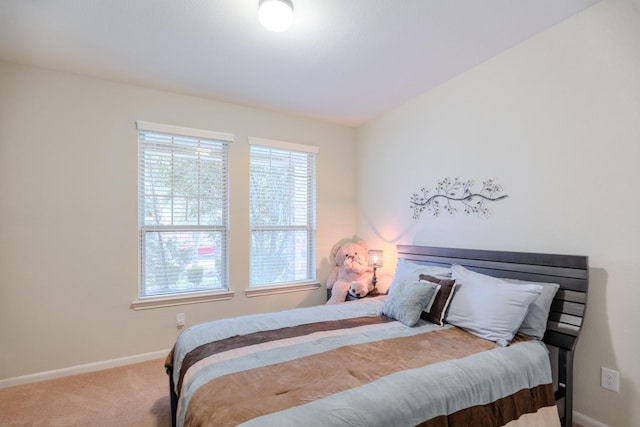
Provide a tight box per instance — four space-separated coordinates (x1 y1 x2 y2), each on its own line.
258 0 294 32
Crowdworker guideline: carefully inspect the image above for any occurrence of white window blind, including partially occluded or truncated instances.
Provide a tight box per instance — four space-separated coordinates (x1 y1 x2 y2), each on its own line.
137 121 232 297
249 138 318 286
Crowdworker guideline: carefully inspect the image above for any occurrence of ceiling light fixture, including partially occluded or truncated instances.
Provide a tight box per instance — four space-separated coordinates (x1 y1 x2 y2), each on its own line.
258 0 294 32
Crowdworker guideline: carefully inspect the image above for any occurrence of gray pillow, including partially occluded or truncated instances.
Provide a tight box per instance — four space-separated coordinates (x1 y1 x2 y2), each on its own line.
503 278 560 339
446 265 542 346
388 259 451 293
383 280 438 327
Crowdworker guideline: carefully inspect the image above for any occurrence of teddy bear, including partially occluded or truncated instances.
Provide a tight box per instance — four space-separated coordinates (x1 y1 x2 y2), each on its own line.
348 280 377 299
326 240 374 304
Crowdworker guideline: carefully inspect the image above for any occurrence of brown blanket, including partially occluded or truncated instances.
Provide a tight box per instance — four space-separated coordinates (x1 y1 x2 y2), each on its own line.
170 315 555 427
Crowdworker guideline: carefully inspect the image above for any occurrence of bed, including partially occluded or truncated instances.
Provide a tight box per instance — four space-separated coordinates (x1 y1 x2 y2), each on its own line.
165 245 588 427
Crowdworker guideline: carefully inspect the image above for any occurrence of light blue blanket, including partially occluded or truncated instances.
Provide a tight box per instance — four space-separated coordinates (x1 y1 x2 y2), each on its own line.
171 299 554 427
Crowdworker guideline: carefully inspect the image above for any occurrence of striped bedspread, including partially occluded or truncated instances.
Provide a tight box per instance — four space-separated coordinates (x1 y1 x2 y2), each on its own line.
166 299 560 427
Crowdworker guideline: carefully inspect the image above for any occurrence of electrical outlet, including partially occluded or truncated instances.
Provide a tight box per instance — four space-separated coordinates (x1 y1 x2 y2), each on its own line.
176 313 186 328
601 367 619 392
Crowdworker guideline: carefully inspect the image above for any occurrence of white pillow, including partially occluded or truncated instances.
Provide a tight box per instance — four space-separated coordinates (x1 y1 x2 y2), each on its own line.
388 259 451 293
446 264 542 346
503 278 560 339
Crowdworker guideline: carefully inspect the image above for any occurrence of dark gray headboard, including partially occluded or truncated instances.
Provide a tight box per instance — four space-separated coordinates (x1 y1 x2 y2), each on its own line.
396 245 589 427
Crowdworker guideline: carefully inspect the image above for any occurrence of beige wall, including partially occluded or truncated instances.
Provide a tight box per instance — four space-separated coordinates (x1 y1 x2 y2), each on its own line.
355 0 640 425
0 62 356 379
2 1 639 425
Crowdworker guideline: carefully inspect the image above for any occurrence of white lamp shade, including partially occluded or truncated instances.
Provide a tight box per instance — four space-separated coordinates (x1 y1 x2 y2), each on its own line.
368 250 383 268
258 0 294 32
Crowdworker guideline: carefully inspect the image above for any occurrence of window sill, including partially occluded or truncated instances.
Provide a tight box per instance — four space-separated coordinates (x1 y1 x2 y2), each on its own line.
130 290 234 310
245 282 321 298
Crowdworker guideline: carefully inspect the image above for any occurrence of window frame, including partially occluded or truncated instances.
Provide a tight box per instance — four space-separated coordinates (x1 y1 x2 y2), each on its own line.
132 121 234 310
247 137 319 294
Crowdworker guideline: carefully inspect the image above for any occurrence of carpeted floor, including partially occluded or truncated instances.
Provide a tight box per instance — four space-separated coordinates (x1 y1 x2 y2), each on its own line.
0 358 170 426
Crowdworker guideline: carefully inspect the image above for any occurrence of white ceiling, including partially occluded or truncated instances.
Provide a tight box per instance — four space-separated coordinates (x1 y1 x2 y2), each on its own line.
0 0 601 126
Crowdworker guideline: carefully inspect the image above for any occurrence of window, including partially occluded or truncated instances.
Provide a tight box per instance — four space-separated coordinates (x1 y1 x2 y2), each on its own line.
249 137 318 287
137 121 232 298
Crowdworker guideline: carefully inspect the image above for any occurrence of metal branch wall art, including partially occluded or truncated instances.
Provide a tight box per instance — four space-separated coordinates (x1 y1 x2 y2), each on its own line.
410 178 508 220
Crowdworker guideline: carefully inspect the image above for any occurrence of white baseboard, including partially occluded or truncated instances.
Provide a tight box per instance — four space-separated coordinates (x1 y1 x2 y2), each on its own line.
0 349 170 389
574 411 610 427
